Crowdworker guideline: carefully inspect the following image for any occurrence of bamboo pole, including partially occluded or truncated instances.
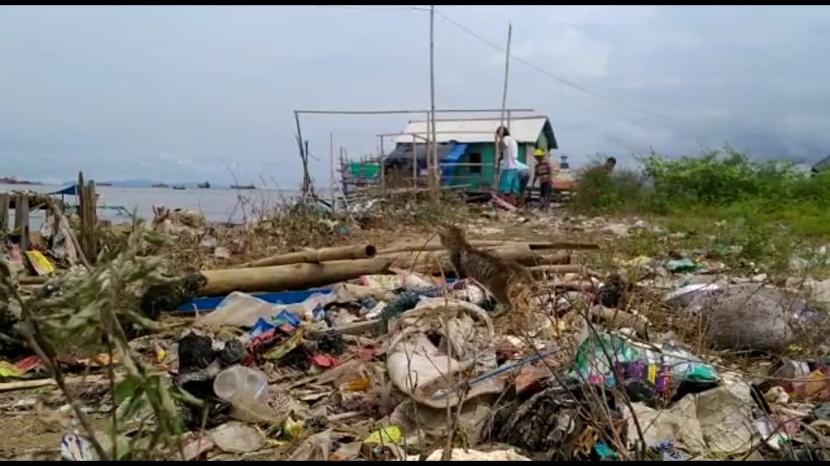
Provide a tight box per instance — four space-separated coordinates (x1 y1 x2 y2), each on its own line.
199 257 394 296
239 244 377 268
377 240 598 255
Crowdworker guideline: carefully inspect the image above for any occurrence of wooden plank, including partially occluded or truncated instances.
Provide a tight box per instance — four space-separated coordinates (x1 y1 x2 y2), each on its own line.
14 194 29 251
0 193 8 233
83 181 98 261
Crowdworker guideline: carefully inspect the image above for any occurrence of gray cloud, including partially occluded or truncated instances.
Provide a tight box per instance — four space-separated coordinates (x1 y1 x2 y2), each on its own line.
1 5 829 185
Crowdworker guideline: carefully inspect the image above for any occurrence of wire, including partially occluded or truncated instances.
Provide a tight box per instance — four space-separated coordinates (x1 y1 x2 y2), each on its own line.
432 9 681 123
308 5 697 137
310 5 420 12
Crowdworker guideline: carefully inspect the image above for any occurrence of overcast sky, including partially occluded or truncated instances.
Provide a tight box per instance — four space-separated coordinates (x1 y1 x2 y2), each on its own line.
2 5 829 186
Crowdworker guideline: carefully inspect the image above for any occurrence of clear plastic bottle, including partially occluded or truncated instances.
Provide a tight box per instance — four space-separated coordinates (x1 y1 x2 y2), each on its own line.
213 365 268 405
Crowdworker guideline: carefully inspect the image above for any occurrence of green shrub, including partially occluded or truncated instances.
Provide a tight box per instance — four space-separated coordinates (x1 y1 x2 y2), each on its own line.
570 158 650 214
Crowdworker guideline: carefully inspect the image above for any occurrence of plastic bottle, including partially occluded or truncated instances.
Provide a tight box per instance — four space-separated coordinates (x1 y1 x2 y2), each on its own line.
213 365 268 405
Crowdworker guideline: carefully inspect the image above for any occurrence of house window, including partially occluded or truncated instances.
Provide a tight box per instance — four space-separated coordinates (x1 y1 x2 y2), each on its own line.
468 152 482 173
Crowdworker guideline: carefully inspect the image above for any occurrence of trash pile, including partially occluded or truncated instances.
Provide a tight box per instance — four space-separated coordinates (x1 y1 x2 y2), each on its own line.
3 210 830 461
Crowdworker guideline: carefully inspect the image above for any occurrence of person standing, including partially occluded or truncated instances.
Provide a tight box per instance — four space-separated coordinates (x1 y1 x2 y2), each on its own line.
496 126 520 203
532 148 553 211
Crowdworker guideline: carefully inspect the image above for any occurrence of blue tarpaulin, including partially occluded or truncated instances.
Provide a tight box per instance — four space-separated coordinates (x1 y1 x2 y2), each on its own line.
173 288 331 313
50 184 79 196
441 143 468 184
172 277 461 314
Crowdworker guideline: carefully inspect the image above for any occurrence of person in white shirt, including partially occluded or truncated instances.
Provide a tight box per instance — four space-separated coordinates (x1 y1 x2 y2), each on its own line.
496 126 521 202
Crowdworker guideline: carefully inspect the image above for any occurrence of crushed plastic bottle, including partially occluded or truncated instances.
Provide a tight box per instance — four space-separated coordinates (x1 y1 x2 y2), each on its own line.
213 365 268 405
212 365 283 424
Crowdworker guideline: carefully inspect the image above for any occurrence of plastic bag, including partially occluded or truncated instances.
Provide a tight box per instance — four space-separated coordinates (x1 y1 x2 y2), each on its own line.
570 331 718 400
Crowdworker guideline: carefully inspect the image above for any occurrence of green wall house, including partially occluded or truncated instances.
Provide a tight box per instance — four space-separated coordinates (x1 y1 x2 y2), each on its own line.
385 116 558 191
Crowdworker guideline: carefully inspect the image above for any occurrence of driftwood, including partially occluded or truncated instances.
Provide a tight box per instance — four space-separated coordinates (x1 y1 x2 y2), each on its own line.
17 276 48 285
528 264 586 275
240 244 377 268
379 247 571 275
46 200 92 271
380 243 540 274
377 240 598 255
200 257 394 296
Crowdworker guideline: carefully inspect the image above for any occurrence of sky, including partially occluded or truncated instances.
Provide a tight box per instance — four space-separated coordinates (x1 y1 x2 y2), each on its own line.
2 5 830 187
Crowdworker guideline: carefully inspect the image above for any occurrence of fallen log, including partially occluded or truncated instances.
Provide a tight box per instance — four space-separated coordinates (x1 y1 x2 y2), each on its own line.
200 257 393 296
377 240 597 255
240 244 377 268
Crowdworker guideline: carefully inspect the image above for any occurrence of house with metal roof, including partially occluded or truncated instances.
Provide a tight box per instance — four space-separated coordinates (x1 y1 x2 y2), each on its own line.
384 115 558 191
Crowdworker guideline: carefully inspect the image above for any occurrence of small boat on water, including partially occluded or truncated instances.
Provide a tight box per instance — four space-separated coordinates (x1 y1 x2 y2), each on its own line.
230 184 256 190
97 182 113 187
152 183 170 188
172 185 186 190
197 182 210 189
0 176 39 185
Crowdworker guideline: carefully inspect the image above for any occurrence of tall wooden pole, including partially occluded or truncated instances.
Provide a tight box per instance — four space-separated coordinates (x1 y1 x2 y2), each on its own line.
424 112 431 190
379 135 385 192
330 133 336 213
493 23 512 191
294 111 306 185
412 134 418 188
429 5 438 200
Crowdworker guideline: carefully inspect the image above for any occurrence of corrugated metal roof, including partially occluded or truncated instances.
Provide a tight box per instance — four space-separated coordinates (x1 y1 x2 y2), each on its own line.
392 116 552 145
813 154 830 171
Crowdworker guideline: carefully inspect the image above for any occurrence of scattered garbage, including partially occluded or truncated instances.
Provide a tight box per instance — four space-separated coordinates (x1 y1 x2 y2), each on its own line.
7 210 830 461
60 431 99 461
364 425 402 445
386 298 502 409
570 331 719 402
406 448 531 461
210 422 265 454
666 258 702 273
